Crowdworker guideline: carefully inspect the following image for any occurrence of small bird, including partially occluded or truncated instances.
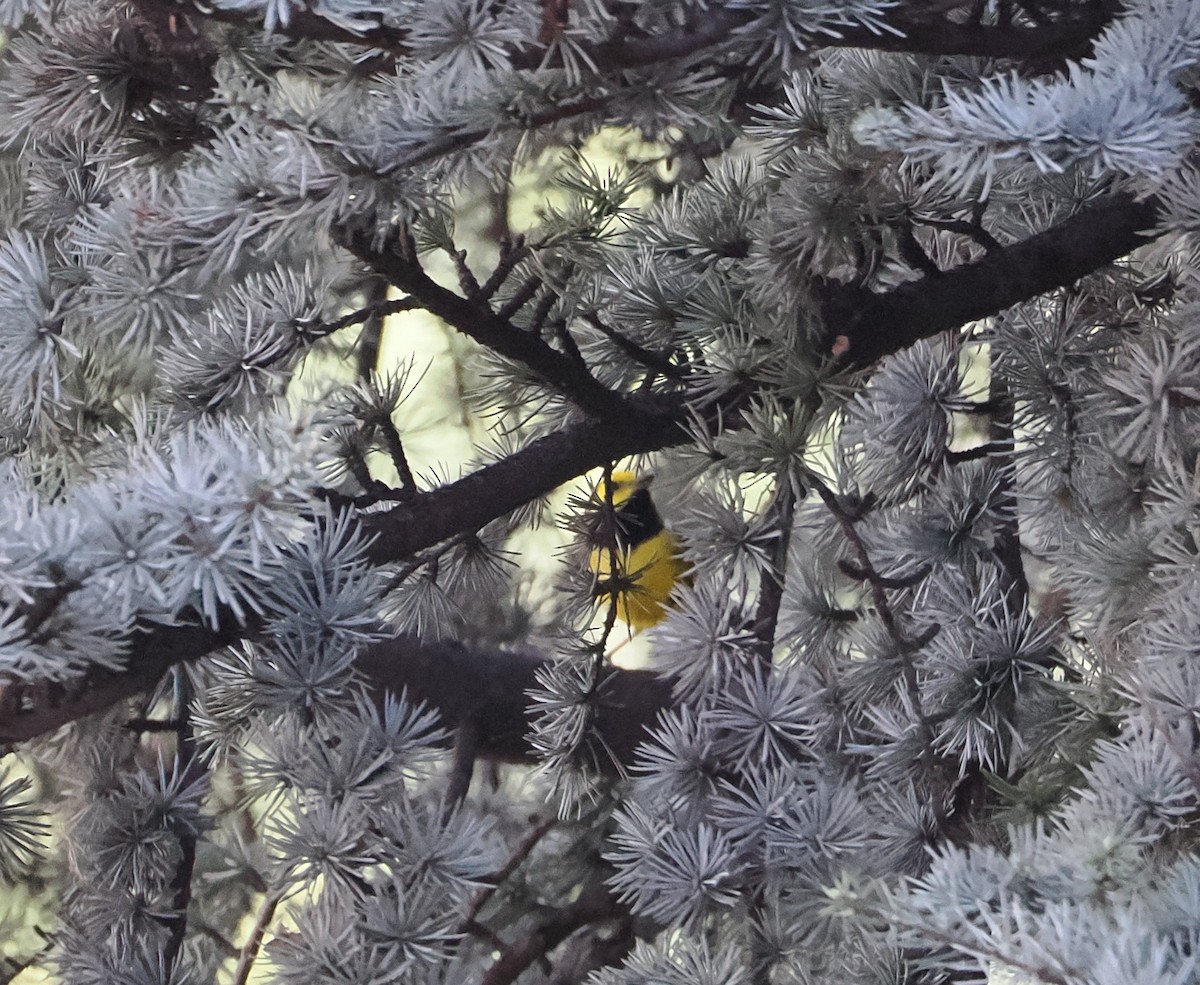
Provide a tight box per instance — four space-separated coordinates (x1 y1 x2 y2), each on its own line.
588 470 687 630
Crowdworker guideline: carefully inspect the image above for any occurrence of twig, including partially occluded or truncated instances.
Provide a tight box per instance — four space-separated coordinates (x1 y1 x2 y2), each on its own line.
837 561 931 589
531 290 564 337
232 889 284 985
582 313 682 379
0 937 53 985
480 236 531 300
750 476 799 669
161 673 200 974
450 247 483 301
377 414 418 492
380 530 478 596
986 372 1029 605
464 816 558 925
444 720 479 817
497 276 544 322
342 228 630 419
462 918 513 955
744 477 800 985
344 438 376 492
943 441 1012 463
477 880 624 985
589 464 626 682
915 214 1003 256
23 576 84 640
192 922 240 959
317 296 420 337
893 221 943 278
355 276 393 379
809 476 941 755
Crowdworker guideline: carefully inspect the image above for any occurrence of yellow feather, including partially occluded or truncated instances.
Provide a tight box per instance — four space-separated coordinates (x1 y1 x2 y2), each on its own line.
588 472 686 630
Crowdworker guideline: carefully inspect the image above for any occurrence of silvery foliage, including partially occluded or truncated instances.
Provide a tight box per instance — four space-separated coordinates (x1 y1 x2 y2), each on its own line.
0 0 1196 984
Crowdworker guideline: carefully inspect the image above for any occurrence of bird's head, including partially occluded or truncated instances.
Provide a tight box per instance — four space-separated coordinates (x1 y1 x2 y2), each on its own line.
595 470 653 509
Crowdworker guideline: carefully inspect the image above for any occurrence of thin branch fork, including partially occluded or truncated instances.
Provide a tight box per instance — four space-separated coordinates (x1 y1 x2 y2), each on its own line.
339 227 632 420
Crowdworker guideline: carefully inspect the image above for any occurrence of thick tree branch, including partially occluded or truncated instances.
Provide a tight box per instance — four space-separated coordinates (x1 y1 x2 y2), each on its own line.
0 627 667 770
0 617 250 747
568 3 1121 70
823 2 1121 66
822 192 1160 368
136 1 1122 71
361 192 1162 565
355 636 670 772
358 396 688 563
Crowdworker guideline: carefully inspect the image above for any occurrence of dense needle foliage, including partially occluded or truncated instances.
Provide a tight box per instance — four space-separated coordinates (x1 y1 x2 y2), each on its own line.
0 2 1198 984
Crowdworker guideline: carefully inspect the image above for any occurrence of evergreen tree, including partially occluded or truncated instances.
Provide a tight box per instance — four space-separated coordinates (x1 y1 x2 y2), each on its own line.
0 2 1198 984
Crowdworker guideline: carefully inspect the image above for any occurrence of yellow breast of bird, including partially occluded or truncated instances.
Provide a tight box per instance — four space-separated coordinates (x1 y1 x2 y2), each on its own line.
589 529 686 630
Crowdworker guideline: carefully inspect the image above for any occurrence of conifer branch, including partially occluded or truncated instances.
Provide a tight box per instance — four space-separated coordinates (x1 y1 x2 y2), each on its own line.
477 878 626 985
821 192 1161 368
339 227 633 419
135 0 1121 70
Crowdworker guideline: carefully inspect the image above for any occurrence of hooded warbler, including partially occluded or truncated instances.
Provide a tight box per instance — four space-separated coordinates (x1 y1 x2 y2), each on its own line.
588 470 687 630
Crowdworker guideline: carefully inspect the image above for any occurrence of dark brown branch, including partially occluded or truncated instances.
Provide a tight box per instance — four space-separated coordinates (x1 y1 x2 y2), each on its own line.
0 939 52 985
544 915 636 985
450 248 484 302
477 879 625 985
944 441 1013 463
837 561 932 590
0 615 252 747
141 0 1121 72
987 376 1029 607
821 193 1159 368
810 478 941 756
23 577 83 640
161 675 201 974
582 313 682 379
464 816 558 927
353 276 395 379
481 236 532 300
496 276 544 322
339 227 632 420
444 719 479 815
359 395 689 564
377 413 418 493
916 214 1003 255
231 890 283 985
321 295 418 342
355 636 671 772
818 2 1121 67
750 479 799 668
384 95 612 174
